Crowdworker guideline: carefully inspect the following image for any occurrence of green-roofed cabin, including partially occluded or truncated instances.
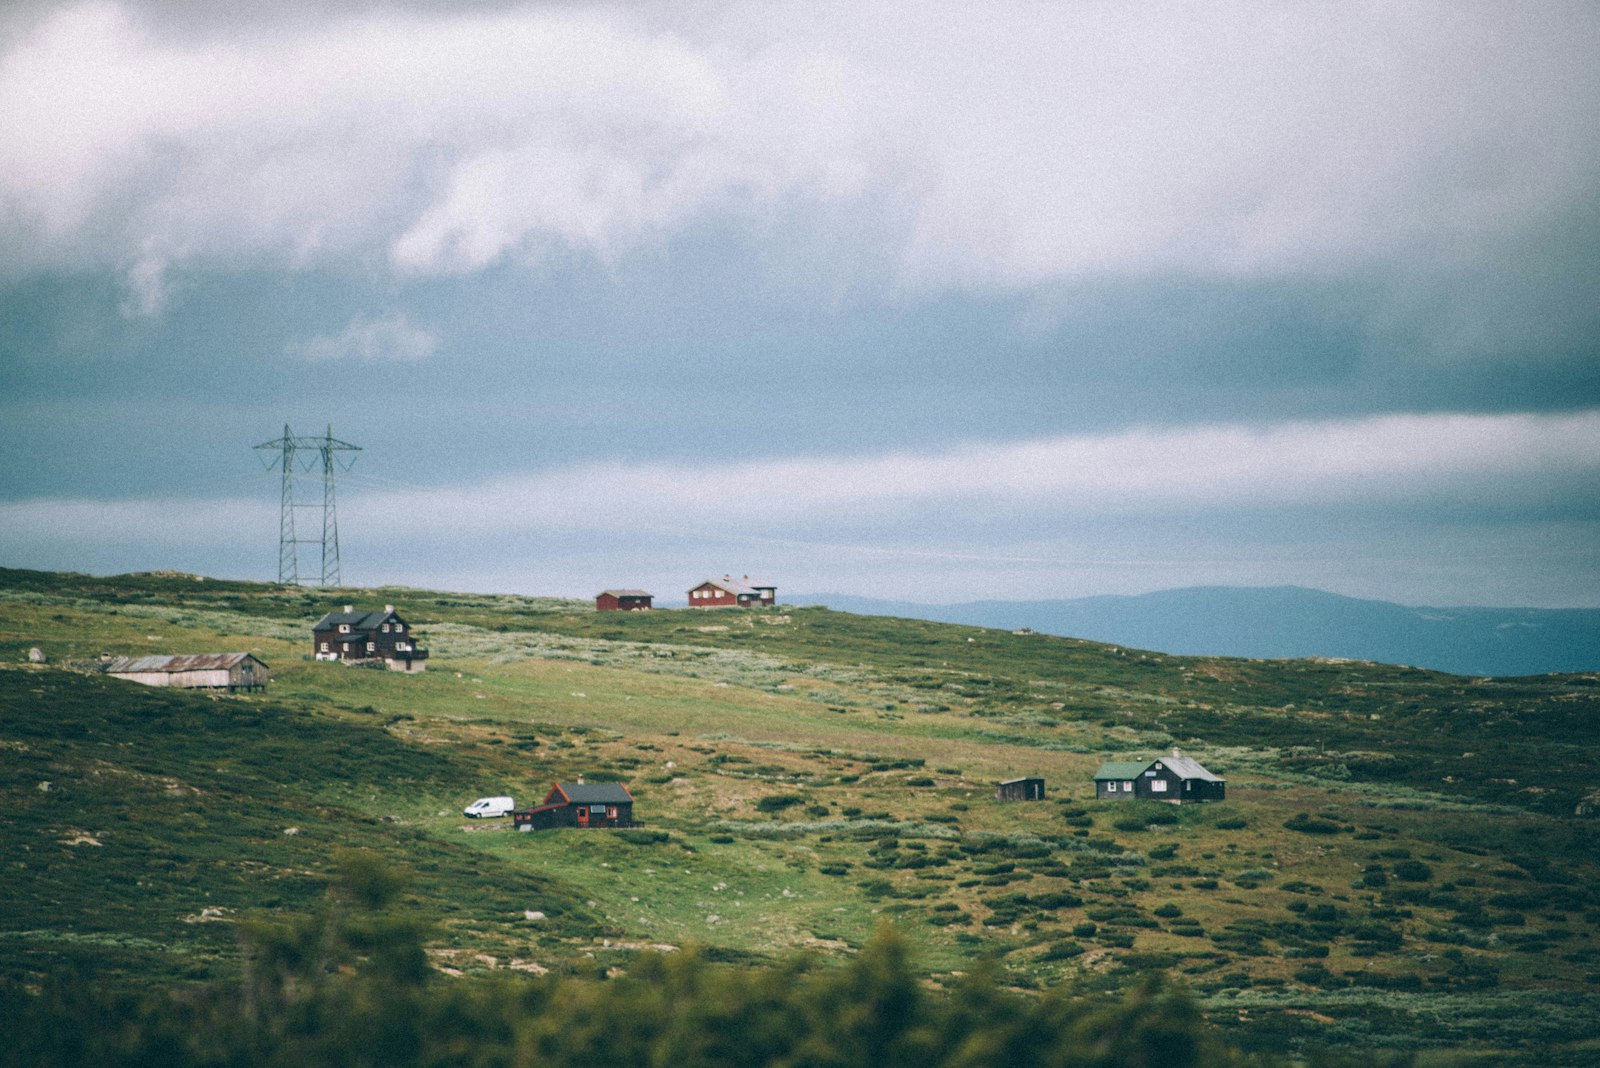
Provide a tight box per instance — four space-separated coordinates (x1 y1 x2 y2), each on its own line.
1094 750 1225 803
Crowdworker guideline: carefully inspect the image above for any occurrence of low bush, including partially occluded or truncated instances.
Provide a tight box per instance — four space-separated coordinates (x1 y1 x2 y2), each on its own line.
1284 813 1342 835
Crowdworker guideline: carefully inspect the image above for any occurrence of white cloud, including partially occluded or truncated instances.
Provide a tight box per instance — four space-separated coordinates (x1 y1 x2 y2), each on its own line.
286 313 439 363
1 1 1595 304
331 408 1600 536
5 408 1596 604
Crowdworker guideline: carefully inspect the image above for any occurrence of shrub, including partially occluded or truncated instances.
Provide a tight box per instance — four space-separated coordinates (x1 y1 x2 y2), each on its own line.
1393 860 1434 882
1040 940 1086 960
755 794 805 813
1284 813 1342 835
1153 903 1183 918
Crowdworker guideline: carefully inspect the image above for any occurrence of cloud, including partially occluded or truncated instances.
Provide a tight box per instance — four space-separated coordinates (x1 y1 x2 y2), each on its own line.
286 312 439 363
2 0 1596 320
331 408 1600 536
4 408 1596 604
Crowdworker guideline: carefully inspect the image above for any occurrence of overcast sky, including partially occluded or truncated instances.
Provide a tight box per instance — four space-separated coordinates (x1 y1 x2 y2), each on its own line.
2 1 1598 606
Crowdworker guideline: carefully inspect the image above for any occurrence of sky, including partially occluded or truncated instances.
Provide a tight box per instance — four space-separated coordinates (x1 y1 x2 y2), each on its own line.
2 0 1598 607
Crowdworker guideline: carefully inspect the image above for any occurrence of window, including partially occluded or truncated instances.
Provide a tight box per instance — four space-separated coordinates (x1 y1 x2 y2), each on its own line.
319 642 328 651
1123 781 1134 791
1151 779 1168 792
366 642 375 652
381 624 389 633
339 624 350 633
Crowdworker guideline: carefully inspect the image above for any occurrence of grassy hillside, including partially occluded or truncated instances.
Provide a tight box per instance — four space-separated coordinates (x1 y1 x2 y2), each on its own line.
2 567 1598 1062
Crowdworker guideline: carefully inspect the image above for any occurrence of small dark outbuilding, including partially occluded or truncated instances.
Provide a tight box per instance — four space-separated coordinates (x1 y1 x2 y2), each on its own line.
1094 749 1225 803
513 781 635 831
996 777 1046 801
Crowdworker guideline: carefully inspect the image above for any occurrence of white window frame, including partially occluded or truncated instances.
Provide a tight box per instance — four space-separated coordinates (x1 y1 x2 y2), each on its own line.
1151 779 1168 792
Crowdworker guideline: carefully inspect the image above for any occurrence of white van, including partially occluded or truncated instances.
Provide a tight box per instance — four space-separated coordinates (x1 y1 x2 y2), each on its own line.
463 796 514 818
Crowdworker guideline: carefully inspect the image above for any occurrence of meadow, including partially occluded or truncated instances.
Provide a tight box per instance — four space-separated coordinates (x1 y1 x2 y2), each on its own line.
2 567 1598 1063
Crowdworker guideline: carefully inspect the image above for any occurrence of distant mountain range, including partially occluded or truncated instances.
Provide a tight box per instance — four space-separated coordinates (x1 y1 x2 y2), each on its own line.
784 586 1600 677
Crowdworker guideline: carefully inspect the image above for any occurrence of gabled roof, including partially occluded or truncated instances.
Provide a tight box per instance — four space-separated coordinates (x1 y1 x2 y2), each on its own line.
1093 761 1151 780
1152 753 1225 782
599 589 653 598
1094 753 1225 782
312 608 400 631
551 782 633 805
690 576 775 596
106 652 263 673
691 576 756 595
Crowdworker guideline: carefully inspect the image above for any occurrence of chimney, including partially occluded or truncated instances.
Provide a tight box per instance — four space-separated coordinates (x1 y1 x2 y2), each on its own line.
576 774 584 784
1172 748 1182 758
343 604 353 614
724 574 731 581
384 604 394 613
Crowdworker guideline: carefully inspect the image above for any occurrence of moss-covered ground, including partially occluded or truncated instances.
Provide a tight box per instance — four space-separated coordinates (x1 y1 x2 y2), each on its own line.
2 566 1598 1062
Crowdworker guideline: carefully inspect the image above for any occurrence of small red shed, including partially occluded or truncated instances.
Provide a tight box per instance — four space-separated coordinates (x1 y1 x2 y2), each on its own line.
596 590 653 612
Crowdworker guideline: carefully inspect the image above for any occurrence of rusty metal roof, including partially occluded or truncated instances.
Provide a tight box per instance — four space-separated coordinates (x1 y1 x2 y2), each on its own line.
599 590 653 598
106 653 263 673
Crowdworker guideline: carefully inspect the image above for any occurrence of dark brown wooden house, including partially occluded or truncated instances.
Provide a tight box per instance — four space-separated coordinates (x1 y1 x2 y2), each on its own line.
596 590 653 612
996 777 1046 801
311 605 429 672
1094 750 1226 803
513 781 635 831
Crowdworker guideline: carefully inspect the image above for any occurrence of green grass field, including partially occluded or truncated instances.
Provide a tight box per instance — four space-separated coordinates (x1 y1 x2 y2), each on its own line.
2 566 1598 1062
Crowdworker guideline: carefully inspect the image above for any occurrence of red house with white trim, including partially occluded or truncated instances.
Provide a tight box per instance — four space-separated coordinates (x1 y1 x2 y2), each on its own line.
687 575 776 608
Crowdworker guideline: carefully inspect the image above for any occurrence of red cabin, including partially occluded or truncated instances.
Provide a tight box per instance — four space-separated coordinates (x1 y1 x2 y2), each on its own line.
596 590 653 612
687 574 776 608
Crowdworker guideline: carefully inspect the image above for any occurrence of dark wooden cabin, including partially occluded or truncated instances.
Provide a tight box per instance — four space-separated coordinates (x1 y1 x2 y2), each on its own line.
1094 750 1225 803
996 777 1046 801
513 781 635 831
311 604 429 672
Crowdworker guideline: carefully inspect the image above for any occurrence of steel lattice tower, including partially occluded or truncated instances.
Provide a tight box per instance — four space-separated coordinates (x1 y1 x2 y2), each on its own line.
254 424 360 586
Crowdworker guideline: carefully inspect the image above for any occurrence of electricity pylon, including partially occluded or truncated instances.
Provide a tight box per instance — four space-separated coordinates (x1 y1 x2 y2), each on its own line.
254 424 360 586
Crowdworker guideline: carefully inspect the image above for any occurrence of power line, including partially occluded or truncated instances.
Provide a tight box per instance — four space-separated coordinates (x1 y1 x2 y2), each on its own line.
253 424 360 586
